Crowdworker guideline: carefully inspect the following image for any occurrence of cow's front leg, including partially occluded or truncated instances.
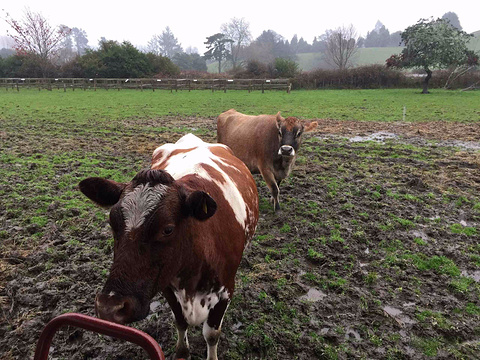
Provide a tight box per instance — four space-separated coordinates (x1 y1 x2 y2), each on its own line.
260 168 280 211
163 288 191 359
203 298 229 360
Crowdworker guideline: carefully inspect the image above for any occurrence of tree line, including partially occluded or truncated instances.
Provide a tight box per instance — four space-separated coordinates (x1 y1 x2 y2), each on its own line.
0 8 478 93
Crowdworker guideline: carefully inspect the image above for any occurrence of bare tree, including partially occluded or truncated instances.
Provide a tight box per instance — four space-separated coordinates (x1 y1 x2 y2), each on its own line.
220 17 251 70
4 8 70 76
324 24 358 70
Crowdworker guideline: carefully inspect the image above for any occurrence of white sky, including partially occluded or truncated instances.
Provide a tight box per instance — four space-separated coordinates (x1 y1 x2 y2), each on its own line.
1 0 479 53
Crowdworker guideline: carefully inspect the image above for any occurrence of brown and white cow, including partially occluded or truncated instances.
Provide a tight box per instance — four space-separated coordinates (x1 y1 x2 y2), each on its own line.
79 134 258 360
217 109 317 211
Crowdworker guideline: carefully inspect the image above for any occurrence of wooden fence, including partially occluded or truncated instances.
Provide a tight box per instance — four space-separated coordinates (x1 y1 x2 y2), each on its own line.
0 78 291 93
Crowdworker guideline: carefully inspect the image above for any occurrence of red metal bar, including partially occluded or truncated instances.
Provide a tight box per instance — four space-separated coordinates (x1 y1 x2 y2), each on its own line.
33 313 165 360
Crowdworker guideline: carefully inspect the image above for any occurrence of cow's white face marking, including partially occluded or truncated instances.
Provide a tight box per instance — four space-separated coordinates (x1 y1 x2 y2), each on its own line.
278 145 295 156
121 183 168 232
152 134 251 230
108 291 116 297
171 283 230 326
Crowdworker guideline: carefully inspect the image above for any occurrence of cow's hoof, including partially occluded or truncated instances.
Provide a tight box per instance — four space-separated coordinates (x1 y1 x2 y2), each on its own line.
169 353 191 360
172 346 190 360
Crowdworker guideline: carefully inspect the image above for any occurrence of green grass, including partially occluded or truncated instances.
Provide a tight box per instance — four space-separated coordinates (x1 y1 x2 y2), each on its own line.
1 88 480 123
450 223 477 236
2 87 480 360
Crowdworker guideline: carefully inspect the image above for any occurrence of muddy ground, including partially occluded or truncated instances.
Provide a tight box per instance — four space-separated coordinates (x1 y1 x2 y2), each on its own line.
1 117 480 359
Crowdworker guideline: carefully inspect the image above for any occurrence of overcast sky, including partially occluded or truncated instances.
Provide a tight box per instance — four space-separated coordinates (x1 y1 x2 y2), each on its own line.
1 0 478 53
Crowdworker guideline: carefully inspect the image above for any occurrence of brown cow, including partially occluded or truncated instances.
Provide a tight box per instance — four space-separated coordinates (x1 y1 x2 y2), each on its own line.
217 109 317 211
79 134 258 360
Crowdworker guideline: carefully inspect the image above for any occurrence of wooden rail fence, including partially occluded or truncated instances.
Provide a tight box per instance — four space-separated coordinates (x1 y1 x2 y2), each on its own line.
0 78 291 93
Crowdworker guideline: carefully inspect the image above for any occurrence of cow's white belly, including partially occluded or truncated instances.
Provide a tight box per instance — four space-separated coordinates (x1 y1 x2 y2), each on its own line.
172 286 229 326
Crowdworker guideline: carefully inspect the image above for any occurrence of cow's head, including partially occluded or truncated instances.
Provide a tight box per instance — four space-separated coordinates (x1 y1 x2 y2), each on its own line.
79 169 216 324
275 112 317 157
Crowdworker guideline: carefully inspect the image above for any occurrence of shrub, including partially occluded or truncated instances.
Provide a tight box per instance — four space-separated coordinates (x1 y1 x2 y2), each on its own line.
274 58 299 78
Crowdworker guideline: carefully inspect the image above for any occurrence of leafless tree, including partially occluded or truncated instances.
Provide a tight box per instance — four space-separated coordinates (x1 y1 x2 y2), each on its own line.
220 17 252 70
324 24 358 70
4 8 70 76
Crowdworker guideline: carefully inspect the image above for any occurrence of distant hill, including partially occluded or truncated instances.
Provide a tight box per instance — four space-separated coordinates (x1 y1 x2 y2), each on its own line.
297 47 403 72
469 30 480 52
208 31 479 74
297 30 480 72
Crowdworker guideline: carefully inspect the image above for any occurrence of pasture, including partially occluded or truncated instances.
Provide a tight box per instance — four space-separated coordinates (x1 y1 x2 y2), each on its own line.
1 89 480 359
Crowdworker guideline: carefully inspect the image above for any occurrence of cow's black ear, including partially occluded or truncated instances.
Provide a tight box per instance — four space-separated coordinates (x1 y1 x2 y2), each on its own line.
184 191 217 221
79 178 126 208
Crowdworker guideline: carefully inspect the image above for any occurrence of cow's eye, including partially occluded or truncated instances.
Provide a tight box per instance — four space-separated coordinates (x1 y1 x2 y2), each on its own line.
296 131 303 138
163 225 175 236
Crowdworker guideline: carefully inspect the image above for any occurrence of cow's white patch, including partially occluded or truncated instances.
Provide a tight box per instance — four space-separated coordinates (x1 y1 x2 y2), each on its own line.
278 146 295 156
172 285 230 326
108 291 116 297
121 183 168 232
153 134 249 229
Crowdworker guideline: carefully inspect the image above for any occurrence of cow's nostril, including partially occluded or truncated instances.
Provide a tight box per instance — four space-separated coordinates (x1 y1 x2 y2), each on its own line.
280 145 294 155
95 293 137 324
113 301 129 323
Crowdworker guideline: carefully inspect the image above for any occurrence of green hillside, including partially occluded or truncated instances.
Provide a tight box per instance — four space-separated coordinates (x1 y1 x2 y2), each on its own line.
297 47 403 72
298 29 479 72
208 31 479 74
469 30 480 52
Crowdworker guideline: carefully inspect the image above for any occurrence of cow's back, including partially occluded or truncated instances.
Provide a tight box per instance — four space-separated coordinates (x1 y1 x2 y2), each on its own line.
152 133 258 249
217 109 277 173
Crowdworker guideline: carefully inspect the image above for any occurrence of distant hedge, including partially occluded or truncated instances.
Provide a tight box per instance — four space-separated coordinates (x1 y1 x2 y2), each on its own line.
291 65 480 90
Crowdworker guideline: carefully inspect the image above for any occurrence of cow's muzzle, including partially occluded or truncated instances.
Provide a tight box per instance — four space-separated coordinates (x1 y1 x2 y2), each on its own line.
279 145 295 156
95 292 147 324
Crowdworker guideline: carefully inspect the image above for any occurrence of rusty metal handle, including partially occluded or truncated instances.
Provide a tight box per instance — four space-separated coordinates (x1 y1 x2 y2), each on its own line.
33 313 165 360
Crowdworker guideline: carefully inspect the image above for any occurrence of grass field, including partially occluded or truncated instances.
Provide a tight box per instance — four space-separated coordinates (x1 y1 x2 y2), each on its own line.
1 88 480 123
1 89 480 359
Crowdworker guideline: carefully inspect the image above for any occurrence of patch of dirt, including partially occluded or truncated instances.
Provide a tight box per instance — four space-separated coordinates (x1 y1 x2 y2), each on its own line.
315 118 480 142
1 117 480 359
